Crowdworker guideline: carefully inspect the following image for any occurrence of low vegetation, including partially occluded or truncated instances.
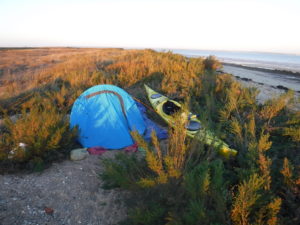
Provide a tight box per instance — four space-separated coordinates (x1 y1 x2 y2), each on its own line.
0 95 77 172
0 48 299 224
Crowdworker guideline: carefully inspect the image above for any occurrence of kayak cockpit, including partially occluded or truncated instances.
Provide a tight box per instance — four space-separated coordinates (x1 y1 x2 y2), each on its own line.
162 101 202 131
162 101 181 115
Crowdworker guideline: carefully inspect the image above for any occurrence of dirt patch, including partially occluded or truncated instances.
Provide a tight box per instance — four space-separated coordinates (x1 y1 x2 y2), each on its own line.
0 151 127 225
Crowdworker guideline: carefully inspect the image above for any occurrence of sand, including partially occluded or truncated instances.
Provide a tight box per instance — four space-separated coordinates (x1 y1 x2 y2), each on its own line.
0 151 127 225
222 64 300 108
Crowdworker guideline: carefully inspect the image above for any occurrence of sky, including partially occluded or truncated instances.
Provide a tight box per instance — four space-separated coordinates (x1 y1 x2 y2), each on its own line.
0 0 300 54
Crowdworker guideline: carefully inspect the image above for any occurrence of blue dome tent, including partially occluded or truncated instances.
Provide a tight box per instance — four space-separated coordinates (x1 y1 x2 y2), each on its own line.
70 84 146 149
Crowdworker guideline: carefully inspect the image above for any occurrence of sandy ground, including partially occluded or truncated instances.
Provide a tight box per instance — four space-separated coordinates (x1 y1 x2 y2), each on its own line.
235 78 300 111
223 64 300 108
0 151 127 225
223 64 300 92
237 79 286 102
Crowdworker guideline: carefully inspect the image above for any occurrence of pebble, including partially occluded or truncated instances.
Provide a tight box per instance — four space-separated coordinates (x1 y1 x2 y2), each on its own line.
70 148 88 161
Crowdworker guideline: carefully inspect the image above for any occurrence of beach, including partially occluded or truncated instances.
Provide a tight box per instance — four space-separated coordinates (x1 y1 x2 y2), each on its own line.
221 64 300 110
222 63 300 92
170 49 300 105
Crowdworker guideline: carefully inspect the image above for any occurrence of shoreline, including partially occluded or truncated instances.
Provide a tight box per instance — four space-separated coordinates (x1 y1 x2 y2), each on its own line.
222 62 300 77
221 62 300 94
222 69 300 109
233 75 300 110
229 73 300 93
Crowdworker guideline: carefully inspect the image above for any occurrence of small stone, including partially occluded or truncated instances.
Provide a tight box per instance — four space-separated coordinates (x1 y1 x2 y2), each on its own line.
70 148 88 161
44 207 54 215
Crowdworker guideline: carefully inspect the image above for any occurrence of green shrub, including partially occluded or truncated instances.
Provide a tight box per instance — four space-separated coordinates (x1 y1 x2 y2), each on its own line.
0 98 77 172
164 160 228 225
126 203 167 225
100 53 299 224
101 109 231 225
204 55 222 71
101 152 150 189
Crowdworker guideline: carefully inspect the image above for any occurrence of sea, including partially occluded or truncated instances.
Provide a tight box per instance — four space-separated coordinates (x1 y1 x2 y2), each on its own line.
163 49 300 92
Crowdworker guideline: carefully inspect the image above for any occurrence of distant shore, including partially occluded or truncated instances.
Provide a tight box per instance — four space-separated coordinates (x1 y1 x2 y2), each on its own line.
222 62 300 77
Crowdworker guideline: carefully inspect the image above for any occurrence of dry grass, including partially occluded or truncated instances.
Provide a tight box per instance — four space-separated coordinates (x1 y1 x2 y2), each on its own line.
0 47 126 99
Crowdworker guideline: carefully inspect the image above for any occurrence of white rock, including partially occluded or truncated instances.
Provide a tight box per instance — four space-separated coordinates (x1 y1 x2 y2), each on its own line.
70 148 88 161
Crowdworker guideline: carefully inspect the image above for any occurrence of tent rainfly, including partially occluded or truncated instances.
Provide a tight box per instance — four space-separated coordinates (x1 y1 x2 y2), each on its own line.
70 84 146 149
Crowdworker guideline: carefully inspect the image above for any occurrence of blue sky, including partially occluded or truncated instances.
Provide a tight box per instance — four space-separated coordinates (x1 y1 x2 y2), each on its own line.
0 0 300 54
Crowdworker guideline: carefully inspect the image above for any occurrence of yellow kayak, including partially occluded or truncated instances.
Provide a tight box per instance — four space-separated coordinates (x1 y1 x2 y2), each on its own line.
144 84 237 158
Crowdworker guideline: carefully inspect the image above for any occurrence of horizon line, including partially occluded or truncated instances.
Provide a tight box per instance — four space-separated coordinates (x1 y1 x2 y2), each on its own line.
0 45 300 56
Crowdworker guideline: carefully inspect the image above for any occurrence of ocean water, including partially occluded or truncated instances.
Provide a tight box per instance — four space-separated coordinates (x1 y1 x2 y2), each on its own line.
165 49 300 91
169 49 300 73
